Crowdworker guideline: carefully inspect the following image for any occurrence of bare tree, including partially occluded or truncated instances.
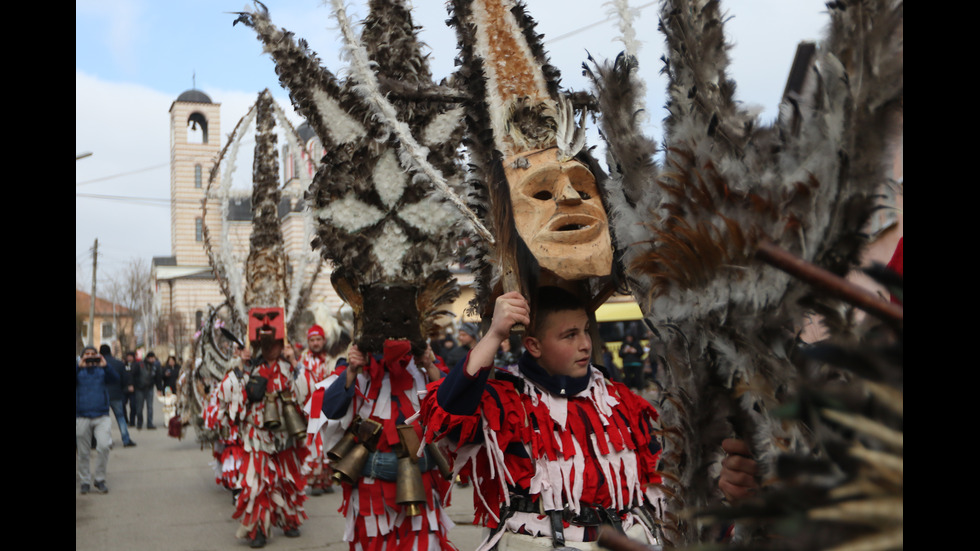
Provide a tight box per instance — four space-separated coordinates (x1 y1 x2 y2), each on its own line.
105 258 155 352
155 311 188 358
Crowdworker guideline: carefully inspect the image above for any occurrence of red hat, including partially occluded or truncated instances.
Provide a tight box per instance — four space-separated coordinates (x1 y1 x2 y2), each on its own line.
307 324 325 339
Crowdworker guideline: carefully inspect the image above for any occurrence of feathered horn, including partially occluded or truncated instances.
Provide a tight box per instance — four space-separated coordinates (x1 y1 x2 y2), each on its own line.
586 0 902 546
327 0 493 245
447 0 613 317
201 89 319 338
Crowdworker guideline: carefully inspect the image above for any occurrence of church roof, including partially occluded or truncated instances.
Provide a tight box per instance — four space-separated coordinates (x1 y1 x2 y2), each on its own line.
176 89 213 104
297 121 316 144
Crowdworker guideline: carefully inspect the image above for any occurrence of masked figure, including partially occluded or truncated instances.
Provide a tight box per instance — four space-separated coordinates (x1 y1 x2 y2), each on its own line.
234 307 311 548
238 1 469 549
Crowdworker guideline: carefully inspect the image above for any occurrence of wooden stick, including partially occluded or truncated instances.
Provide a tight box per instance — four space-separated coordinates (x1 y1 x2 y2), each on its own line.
754 239 903 326
502 256 526 334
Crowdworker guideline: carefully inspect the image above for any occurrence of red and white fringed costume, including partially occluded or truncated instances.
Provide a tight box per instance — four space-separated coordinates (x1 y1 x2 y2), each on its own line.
419 355 665 551
295 348 339 494
233 358 312 541
202 368 248 493
307 340 456 551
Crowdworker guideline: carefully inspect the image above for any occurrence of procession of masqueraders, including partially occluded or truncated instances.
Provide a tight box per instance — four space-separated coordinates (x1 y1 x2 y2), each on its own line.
76 1 904 550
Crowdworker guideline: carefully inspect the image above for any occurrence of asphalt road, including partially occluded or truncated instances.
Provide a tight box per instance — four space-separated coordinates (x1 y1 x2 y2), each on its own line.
75 397 485 550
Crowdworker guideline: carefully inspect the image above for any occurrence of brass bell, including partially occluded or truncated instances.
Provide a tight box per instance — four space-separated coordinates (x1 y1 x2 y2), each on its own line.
395 456 426 517
282 403 307 440
263 392 281 429
331 442 369 485
280 390 307 440
356 418 384 449
327 431 357 462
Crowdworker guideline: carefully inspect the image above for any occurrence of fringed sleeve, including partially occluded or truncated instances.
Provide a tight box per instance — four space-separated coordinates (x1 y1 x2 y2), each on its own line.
609 381 662 489
420 375 527 528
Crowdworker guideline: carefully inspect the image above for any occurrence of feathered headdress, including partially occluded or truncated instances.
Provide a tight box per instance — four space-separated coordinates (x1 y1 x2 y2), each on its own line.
182 89 320 439
202 89 321 341
585 0 902 546
447 0 614 318
236 0 472 356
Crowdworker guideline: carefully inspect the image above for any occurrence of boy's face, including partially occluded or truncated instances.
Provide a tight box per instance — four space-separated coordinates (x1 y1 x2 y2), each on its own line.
524 308 592 378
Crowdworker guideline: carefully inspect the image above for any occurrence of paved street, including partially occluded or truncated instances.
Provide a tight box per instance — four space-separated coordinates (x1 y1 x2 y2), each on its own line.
76 397 485 550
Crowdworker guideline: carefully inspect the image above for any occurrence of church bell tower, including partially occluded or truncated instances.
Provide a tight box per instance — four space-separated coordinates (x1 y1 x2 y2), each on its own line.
169 89 221 266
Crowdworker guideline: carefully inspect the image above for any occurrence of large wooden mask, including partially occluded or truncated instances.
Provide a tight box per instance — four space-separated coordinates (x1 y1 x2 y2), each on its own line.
503 147 613 280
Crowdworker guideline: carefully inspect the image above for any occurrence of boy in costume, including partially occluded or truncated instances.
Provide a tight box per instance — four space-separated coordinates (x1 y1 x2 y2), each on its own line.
420 287 663 550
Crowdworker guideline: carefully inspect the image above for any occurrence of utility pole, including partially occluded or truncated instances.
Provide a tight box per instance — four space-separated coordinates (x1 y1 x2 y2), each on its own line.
88 239 98 346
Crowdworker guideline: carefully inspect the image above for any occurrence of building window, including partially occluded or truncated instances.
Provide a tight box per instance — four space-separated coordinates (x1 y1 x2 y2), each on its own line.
102 322 115 339
195 218 203 242
195 164 203 188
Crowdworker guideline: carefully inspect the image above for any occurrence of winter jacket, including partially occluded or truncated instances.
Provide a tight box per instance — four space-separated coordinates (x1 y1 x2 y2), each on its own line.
104 355 126 401
135 360 162 390
76 362 121 418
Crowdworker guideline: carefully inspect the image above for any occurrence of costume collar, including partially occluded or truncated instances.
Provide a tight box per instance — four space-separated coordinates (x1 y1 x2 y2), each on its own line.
518 350 593 397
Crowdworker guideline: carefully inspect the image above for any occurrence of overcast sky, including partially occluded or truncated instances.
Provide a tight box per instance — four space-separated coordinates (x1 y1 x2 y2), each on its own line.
76 0 830 291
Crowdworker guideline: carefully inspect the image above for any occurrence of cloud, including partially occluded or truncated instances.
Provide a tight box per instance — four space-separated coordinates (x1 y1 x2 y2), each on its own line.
76 70 174 284
77 0 146 76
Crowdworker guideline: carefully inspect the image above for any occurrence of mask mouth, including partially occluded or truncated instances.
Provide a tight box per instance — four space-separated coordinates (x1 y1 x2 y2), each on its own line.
541 214 602 241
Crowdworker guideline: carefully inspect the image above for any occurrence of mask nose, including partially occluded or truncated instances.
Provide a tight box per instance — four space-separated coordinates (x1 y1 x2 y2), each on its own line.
555 176 582 205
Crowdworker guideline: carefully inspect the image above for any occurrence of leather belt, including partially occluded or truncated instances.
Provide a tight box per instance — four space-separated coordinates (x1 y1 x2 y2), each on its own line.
495 497 628 549
360 449 437 482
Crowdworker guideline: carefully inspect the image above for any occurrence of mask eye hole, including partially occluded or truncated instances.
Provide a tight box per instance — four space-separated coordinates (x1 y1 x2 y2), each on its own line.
252 313 267 321
265 311 279 321
533 190 553 200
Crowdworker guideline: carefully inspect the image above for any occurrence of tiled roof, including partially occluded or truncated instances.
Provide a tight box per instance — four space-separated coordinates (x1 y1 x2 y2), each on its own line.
75 290 132 316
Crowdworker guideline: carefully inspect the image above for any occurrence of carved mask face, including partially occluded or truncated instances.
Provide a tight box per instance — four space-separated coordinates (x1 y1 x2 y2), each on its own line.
503 148 612 279
247 307 286 345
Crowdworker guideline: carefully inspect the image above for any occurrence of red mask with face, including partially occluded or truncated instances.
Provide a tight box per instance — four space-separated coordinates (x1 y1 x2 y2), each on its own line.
248 307 286 345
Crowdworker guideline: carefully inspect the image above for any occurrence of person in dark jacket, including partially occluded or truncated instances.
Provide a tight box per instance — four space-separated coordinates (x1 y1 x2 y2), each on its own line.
618 334 645 391
444 322 479 369
132 352 162 429
161 355 181 394
76 346 120 494
99 345 135 447
122 352 138 422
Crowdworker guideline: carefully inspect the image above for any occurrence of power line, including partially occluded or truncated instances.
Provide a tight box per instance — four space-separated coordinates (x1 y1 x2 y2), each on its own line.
76 193 171 208
544 1 658 44
76 162 170 187
75 153 232 187
76 186 307 207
